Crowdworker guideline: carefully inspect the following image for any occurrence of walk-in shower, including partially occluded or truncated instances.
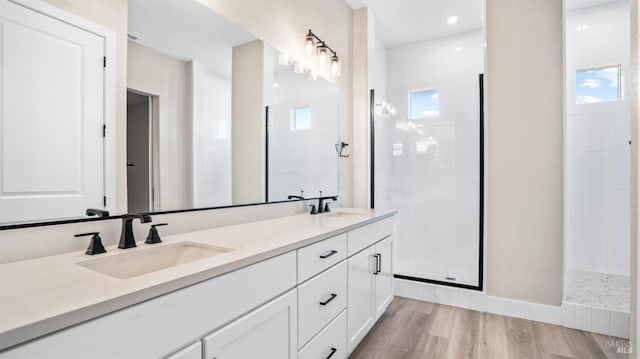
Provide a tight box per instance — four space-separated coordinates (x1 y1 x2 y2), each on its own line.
372 8 485 289
563 0 630 337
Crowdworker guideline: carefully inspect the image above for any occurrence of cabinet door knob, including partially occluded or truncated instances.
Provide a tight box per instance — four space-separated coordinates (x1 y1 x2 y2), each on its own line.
326 347 338 359
319 293 338 306
320 250 338 259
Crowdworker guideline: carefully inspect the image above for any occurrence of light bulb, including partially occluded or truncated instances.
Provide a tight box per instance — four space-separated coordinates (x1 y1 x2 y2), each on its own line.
294 61 306 74
278 53 293 65
305 35 315 55
330 55 340 77
318 45 328 65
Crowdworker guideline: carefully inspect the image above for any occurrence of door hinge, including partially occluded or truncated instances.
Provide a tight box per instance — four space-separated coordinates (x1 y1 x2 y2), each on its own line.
103 196 107 207
103 56 106 68
103 124 106 138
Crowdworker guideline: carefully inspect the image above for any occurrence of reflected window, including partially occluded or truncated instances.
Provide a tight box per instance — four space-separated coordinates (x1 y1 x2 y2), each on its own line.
576 66 621 104
291 106 311 130
409 89 439 119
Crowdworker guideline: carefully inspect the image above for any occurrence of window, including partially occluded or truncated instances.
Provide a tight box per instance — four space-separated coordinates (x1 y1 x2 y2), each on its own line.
575 66 621 104
409 89 439 119
291 106 311 130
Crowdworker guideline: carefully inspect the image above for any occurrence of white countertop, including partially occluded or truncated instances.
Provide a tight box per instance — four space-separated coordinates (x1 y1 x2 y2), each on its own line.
0 208 395 351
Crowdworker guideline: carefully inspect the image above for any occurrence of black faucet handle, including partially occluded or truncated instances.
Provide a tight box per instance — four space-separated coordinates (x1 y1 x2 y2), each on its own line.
145 223 167 244
75 232 107 255
324 201 332 213
309 204 318 215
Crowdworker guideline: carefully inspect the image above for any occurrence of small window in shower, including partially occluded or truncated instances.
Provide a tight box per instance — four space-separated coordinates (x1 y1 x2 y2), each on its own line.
575 65 621 104
409 89 439 119
291 106 311 130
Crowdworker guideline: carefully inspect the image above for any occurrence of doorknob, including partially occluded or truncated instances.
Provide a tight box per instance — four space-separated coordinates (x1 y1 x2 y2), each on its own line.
127 163 134 167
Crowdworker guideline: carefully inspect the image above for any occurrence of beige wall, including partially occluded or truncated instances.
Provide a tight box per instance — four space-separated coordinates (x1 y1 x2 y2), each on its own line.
231 40 266 204
197 0 354 206
127 41 191 211
485 0 564 305
41 0 128 214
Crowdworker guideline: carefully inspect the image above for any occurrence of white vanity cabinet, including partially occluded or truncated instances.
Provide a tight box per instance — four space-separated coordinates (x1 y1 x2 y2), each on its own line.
346 217 394 353
0 253 297 359
0 213 396 359
202 289 297 359
166 342 202 359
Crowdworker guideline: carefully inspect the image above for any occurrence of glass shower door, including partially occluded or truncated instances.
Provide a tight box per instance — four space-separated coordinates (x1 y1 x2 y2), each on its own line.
373 71 483 289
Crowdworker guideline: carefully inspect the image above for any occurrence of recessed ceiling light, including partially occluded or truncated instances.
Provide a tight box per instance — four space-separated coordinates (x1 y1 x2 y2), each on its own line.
447 16 458 25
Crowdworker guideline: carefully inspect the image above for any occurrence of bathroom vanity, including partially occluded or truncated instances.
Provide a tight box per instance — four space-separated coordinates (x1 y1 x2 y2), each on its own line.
0 209 395 358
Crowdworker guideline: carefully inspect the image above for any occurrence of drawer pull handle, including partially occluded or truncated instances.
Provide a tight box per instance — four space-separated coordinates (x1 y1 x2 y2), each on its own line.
320 250 338 259
326 347 338 359
377 253 382 273
319 293 338 306
373 254 381 275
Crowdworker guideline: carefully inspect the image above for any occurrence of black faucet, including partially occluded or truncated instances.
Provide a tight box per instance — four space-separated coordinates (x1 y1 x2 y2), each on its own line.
119 214 152 249
86 208 110 218
288 195 305 200
316 196 338 214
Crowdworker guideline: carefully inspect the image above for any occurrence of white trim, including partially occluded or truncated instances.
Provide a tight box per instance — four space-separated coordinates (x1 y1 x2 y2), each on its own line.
486 295 562 326
395 278 629 338
9 0 118 214
394 278 487 312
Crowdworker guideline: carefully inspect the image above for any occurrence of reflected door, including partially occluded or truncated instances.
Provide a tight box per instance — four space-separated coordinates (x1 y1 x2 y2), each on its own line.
0 0 105 223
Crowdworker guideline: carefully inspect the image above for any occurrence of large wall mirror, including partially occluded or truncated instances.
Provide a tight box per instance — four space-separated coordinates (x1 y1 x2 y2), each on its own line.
0 0 339 226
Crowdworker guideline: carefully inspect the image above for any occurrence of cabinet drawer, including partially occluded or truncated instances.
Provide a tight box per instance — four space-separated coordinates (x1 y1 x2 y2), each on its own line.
297 233 347 283
347 216 393 256
298 310 347 359
298 261 347 347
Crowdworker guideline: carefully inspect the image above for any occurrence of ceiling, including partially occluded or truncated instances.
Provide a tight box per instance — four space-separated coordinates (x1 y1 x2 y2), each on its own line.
128 0 256 76
344 0 483 48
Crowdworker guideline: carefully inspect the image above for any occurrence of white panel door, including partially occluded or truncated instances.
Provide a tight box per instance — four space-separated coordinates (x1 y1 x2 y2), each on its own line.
202 289 297 359
374 236 394 320
0 0 105 223
347 245 376 353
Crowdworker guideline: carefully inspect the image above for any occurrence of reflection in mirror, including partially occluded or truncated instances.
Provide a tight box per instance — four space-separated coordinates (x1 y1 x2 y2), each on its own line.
266 48 339 201
128 0 256 212
0 0 341 227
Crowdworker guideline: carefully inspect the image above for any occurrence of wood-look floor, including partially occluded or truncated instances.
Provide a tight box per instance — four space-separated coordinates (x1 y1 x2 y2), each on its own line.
348 297 630 359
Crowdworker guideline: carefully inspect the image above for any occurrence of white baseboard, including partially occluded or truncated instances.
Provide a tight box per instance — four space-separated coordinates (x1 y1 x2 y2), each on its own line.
394 278 487 312
562 302 629 338
486 295 562 326
393 278 629 338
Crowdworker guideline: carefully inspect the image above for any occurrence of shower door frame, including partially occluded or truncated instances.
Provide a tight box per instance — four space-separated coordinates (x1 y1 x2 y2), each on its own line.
371 73 485 291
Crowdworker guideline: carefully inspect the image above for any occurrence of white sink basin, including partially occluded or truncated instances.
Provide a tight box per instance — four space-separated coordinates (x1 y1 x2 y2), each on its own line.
77 242 233 279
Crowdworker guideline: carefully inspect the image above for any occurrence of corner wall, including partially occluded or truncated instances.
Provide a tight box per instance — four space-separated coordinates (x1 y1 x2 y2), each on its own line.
486 0 564 306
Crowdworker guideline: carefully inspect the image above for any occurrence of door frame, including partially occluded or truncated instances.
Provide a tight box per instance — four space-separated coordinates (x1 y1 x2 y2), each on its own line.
10 0 117 214
126 89 159 212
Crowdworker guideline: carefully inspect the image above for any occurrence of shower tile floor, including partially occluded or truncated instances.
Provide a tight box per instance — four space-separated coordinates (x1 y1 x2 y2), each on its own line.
566 270 629 312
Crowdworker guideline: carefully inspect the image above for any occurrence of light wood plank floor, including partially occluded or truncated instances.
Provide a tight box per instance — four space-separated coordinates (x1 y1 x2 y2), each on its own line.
348 297 630 359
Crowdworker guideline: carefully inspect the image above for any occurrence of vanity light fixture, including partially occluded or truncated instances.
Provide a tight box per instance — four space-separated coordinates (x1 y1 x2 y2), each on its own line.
278 52 294 66
294 61 306 74
446 16 458 25
304 29 341 77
